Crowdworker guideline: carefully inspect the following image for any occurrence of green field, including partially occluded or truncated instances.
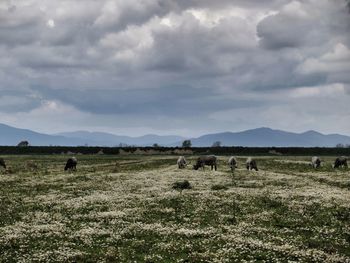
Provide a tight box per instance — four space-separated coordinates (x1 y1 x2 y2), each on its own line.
0 155 350 262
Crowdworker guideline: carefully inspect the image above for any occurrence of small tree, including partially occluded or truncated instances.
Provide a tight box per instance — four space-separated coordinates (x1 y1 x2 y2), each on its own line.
17 140 29 147
152 143 160 148
182 140 192 148
212 141 222 147
336 143 345 148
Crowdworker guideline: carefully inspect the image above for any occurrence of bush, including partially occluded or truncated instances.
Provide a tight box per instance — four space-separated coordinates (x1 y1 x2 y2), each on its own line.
211 184 228 191
26 161 38 171
172 180 192 191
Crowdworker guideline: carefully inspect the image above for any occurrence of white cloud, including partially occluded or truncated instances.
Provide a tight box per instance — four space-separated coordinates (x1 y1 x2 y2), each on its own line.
297 43 350 80
46 19 55 28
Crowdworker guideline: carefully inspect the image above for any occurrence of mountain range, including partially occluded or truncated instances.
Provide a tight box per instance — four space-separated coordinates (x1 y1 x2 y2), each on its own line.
1 123 350 147
188 128 350 147
0 123 185 147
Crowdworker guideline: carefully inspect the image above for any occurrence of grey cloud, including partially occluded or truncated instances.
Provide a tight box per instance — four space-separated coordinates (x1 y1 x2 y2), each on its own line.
93 1 174 31
170 0 290 10
36 84 260 116
0 0 350 136
0 89 41 113
257 0 350 50
142 14 257 76
257 15 310 49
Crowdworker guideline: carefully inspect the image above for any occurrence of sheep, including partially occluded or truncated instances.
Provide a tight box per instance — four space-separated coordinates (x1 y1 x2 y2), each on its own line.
228 156 238 172
193 155 217 171
177 156 187 169
0 158 6 169
310 156 321 168
246 157 258 171
64 157 77 171
333 156 348 169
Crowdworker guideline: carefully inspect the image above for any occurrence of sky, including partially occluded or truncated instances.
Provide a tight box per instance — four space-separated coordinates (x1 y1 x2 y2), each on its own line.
0 0 350 137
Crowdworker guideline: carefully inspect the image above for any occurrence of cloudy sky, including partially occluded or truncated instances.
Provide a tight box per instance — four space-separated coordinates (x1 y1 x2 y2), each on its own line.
1 0 350 137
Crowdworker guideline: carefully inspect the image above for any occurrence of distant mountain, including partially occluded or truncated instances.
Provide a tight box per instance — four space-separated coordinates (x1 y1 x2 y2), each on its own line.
187 127 350 147
1 123 350 147
0 124 185 146
57 131 186 146
0 123 87 146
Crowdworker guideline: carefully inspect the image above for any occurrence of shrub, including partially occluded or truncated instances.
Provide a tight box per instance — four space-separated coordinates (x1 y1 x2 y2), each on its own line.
172 180 192 191
26 161 38 171
211 184 228 191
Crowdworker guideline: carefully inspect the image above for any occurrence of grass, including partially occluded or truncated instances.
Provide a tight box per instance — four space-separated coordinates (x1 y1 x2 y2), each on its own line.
0 155 350 262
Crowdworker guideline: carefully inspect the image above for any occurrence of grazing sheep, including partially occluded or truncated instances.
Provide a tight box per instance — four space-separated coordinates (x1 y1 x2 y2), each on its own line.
333 156 348 169
177 156 187 169
64 157 77 171
0 158 6 169
228 156 238 172
193 155 217 171
246 157 258 171
311 156 321 168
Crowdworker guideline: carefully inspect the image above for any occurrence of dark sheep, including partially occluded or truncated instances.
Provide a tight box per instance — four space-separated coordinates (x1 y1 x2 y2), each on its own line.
0 158 6 169
193 155 217 171
246 157 258 171
333 156 348 169
65 157 77 171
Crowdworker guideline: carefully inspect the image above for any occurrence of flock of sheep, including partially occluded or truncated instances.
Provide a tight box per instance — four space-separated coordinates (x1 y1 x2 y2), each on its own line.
177 155 259 172
178 155 348 171
0 155 348 173
309 156 348 169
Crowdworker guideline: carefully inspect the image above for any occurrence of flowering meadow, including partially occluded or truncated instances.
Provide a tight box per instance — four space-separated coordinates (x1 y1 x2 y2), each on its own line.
0 155 350 262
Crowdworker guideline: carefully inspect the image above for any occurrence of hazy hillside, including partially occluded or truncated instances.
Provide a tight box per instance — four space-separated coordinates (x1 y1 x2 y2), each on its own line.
57 131 186 146
188 128 350 147
1 123 350 147
0 123 87 146
0 123 185 146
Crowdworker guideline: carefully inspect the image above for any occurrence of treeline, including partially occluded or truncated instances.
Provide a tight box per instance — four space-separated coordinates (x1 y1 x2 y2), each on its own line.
1 146 350 156
193 147 350 156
